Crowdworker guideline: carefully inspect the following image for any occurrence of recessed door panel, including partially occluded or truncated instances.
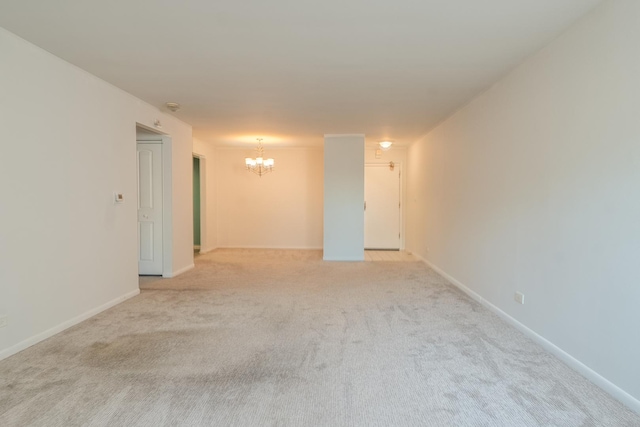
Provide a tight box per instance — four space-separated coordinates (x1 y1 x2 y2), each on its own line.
137 150 154 209
139 222 154 261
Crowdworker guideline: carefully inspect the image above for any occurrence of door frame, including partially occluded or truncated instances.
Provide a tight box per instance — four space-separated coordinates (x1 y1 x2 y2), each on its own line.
364 161 404 250
192 152 208 253
136 124 173 278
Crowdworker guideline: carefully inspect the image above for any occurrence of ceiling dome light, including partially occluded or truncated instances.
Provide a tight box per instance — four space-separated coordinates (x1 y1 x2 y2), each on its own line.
379 141 393 151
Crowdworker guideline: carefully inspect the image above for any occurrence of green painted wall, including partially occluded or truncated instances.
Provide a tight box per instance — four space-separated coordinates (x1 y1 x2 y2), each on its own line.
193 157 201 246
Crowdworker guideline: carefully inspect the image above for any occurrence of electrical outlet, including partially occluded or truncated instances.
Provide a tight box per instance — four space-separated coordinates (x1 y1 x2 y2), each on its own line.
514 292 525 305
0 315 8 328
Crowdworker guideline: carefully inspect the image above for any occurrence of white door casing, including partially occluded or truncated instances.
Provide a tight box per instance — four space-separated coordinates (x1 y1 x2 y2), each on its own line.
137 142 163 275
364 163 401 250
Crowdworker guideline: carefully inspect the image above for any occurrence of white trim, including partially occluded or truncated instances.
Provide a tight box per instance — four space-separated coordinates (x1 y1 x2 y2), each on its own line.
163 263 194 278
135 137 164 142
414 253 640 414
214 146 323 151
161 135 173 277
322 256 365 261
220 245 323 250
0 289 140 362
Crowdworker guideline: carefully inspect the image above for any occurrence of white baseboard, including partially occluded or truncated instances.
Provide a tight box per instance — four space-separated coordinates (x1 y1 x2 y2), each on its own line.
198 246 216 254
415 253 640 415
0 289 140 362
221 245 324 250
163 263 194 278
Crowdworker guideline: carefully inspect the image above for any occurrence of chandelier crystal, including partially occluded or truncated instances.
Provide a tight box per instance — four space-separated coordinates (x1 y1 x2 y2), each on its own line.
245 138 274 177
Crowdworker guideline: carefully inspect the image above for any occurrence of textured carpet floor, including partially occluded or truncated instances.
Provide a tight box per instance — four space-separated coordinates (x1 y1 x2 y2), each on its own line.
1 249 638 426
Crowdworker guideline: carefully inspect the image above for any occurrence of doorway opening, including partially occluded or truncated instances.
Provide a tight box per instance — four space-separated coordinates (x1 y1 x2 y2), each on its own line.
137 141 163 275
136 124 173 278
192 152 207 254
193 156 201 252
364 162 402 250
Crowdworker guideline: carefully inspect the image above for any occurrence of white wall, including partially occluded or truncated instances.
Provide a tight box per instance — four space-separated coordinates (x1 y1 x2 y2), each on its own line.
406 0 640 407
324 135 365 261
215 146 323 249
365 146 407 164
0 27 193 358
193 138 218 252
202 143 404 252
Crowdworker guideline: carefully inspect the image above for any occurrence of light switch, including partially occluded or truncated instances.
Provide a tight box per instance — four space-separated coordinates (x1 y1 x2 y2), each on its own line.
114 192 124 204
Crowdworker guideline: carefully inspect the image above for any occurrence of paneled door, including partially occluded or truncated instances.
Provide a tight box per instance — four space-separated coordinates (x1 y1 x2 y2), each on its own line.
137 142 163 275
364 163 401 250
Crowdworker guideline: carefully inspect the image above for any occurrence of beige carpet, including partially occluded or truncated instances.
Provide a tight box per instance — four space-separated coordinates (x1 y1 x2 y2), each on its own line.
1 249 638 426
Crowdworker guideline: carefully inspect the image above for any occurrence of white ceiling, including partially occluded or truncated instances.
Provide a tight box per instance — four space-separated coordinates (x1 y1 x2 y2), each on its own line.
0 0 602 147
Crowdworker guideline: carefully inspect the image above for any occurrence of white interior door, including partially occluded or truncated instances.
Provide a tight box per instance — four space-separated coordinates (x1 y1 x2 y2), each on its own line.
365 163 401 249
137 142 163 275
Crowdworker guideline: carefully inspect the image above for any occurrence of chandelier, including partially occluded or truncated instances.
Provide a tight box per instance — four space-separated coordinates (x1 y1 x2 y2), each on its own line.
245 138 274 177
